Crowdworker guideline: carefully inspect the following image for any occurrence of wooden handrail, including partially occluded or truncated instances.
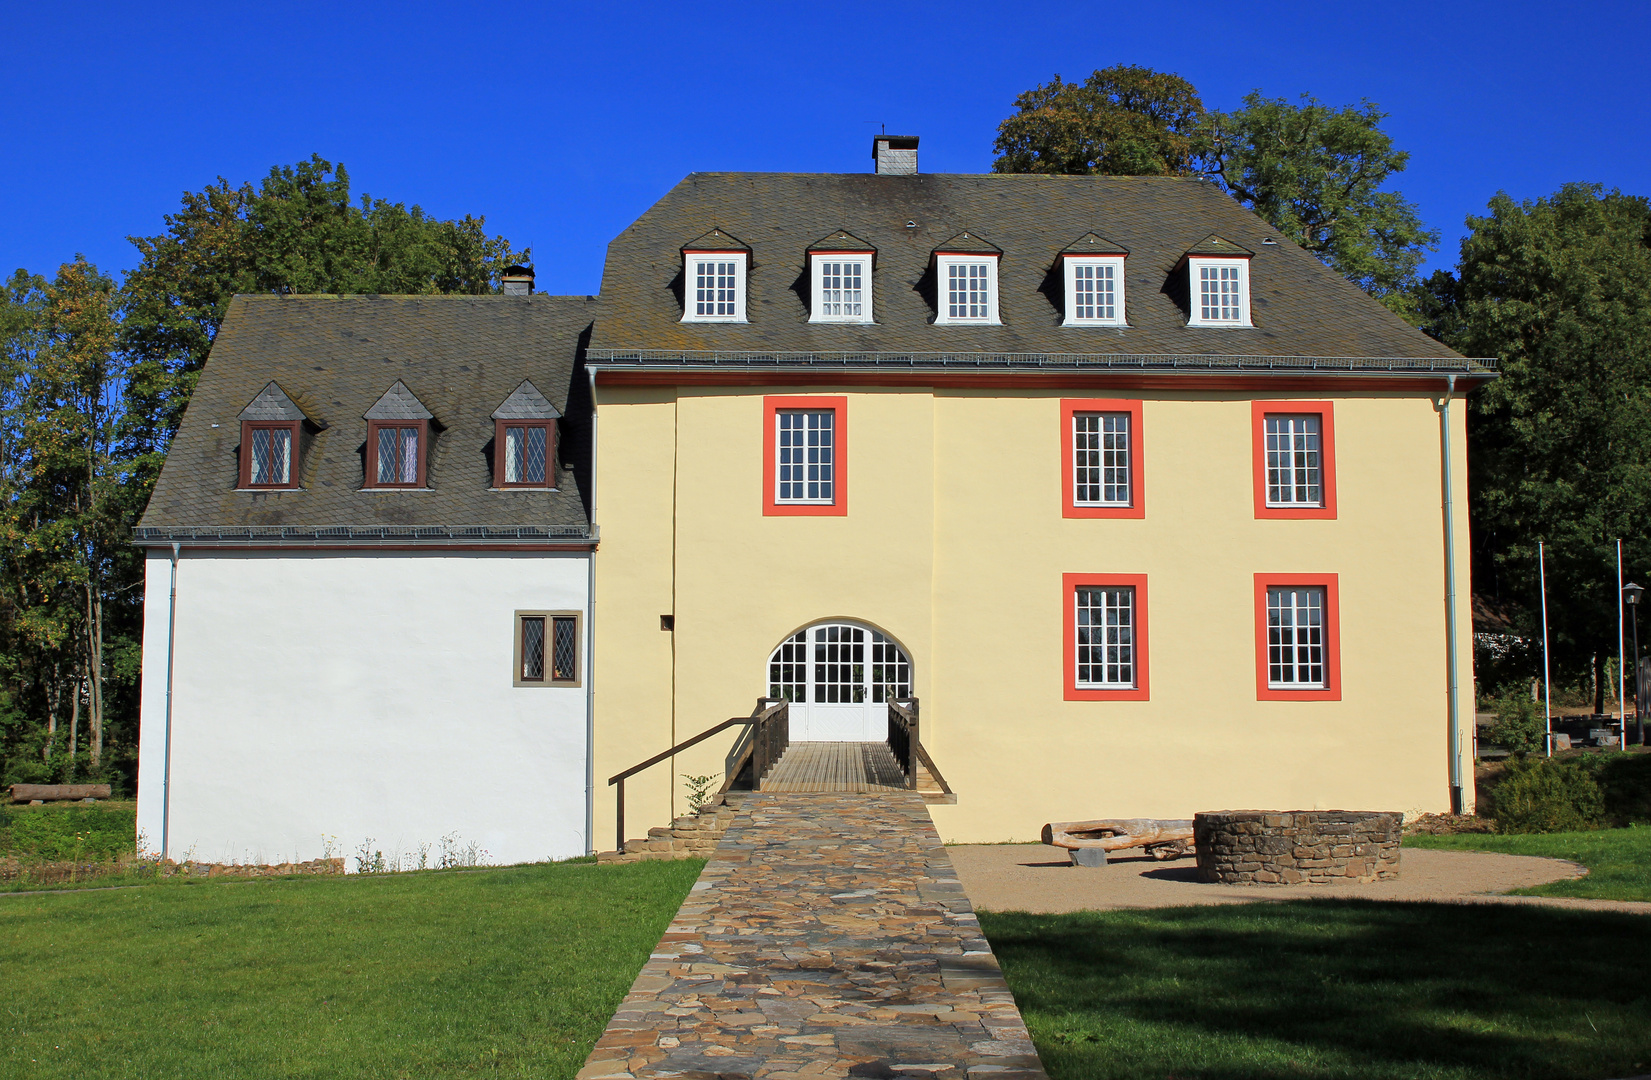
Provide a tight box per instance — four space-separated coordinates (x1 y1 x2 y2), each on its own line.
886 697 952 797
608 698 787 851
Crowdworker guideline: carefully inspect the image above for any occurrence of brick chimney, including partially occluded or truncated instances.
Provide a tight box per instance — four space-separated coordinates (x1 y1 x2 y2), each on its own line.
872 136 919 175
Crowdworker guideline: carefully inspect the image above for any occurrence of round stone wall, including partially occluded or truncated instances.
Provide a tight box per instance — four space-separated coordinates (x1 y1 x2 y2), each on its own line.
1194 810 1401 885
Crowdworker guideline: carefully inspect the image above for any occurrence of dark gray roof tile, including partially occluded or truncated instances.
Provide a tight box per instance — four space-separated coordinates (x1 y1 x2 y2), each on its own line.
363 380 434 421
238 381 309 422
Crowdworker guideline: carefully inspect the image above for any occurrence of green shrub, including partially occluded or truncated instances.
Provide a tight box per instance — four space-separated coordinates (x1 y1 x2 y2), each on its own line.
1577 752 1651 826
1486 686 1546 756
0 802 136 861
1495 757 1605 834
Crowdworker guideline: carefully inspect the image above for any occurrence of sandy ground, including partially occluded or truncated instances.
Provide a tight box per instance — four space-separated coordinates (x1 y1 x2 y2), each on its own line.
948 844 1651 915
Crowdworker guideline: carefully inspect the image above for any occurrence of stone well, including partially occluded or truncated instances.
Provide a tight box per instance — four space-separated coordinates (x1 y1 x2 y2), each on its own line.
1194 810 1401 885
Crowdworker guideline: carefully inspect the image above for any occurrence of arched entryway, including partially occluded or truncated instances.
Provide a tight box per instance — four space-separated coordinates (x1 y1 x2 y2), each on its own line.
766 622 912 741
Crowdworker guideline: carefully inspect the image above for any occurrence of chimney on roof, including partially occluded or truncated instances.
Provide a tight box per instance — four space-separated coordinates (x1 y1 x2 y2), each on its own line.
501 265 534 296
873 135 919 175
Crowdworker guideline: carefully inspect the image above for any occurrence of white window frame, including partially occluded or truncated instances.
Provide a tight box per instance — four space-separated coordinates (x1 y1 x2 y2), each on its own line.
681 252 748 323
1264 414 1324 508
1266 587 1326 690
1072 412 1132 508
808 253 873 324
1187 257 1252 327
934 255 1000 325
775 409 836 505
1074 586 1137 689
1062 256 1127 327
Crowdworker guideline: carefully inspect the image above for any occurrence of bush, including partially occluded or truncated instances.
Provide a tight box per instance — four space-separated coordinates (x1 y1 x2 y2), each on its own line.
1570 752 1651 827
0 802 136 861
1494 757 1605 833
1486 686 1546 756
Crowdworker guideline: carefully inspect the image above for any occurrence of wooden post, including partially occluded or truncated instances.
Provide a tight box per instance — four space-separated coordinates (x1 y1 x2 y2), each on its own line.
615 776 625 852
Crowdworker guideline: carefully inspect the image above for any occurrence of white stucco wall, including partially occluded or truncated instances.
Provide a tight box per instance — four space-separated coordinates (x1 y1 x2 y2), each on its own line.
136 549 591 867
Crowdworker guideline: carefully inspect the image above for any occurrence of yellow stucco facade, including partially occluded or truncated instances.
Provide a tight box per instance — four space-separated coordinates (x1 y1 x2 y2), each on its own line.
591 381 1473 846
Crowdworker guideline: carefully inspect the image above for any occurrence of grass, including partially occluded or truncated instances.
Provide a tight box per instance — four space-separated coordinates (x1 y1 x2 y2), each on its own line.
1405 824 1651 902
981 901 1651 1080
0 857 702 1079
0 799 137 862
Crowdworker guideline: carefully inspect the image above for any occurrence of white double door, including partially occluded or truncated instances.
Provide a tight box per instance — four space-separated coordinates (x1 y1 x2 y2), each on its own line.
767 622 911 741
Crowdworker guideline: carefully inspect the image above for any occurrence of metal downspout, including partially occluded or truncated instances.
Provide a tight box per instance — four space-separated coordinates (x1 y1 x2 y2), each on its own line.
1441 376 1464 814
162 543 179 860
585 367 598 855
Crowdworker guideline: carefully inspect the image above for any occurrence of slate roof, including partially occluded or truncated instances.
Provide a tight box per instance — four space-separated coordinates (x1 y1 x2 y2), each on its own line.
589 173 1473 366
137 294 596 543
1059 232 1130 257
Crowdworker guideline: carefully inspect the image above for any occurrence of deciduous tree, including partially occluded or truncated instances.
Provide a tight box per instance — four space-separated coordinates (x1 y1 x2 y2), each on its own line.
991 66 1208 177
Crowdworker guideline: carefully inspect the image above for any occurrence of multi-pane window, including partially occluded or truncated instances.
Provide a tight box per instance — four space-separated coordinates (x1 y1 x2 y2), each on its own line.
1075 586 1135 688
1073 413 1130 506
1267 587 1325 689
246 425 293 486
517 612 580 687
816 260 866 319
691 258 741 318
1197 263 1244 323
1265 415 1322 507
869 631 911 704
1064 258 1126 325
776 410 834 503
768 630 808 703
502 424 549 485
374 425 421 486
814 624 867 704
946 262 993 320
766 624 912 704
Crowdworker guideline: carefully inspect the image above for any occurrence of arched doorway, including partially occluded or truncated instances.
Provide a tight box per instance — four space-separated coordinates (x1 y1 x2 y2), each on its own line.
767 622 912 741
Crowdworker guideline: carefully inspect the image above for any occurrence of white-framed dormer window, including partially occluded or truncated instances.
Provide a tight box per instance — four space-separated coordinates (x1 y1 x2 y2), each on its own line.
682 252 748 323
935 255 1000 325
809 254 873 323
1062 256 1128 326
1187 257 1251 327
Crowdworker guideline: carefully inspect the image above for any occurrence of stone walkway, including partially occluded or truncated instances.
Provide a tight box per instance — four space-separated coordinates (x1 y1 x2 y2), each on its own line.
578 791 1048 1080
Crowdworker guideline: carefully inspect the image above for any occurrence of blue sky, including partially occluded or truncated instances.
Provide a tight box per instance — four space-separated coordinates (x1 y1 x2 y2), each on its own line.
2 1 1645 295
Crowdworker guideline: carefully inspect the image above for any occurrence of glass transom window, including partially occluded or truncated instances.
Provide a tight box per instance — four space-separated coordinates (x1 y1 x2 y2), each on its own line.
1267 587 1325 688
776 410 835 503
1063 257 1126 325
249 427 292 485
1265 415 1323 507
1073 412 1131 506
1075 586 1136 688
1189 258 1250 326
810 256 871 323
682 253 747 322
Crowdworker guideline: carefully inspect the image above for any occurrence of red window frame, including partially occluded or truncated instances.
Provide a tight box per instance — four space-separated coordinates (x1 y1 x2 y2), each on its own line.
763 395 847 517
365 419 428 489
1063 572 1150 702
493 419 558 488
1253 573 1341 701
1061 398 1145 519
1252 400 1336 519
238 420 301 489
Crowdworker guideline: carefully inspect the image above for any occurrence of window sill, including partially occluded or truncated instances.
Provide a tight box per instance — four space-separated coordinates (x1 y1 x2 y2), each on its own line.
1187 321 1255 329
807 317 877 325
358 487 437 493
236 487 302 493
681 316 748 324
934 319 1002 327
1061 320 1130 328
489 486 561 493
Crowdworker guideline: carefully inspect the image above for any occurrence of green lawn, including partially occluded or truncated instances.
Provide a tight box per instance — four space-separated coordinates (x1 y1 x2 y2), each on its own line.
1405 824 1651 902
0 858 701 1079
0 800 137 861
982 901 1651 1080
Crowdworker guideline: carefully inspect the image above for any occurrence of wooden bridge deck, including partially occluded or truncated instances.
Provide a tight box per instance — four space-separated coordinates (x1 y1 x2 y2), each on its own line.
760 741 910 792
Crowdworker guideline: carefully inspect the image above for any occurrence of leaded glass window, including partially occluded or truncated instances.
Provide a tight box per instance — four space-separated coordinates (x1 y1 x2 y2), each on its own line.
818 260 865 319
1074 413 1130 506
248 426 292 486
375 425 420 486
1267 587 1325 688
504 424 548 485
694 259 739 317
520 616 546 682
1199 264 1243 322
777 410 834 503
551 616 578 682
1265 415 1322 506
946 262 993 320
517 612 580 687
1071 263 1116 321
1075 587 1135 687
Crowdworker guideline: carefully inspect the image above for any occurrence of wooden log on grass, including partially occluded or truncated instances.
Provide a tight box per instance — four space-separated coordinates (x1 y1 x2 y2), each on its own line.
9 784 112 804
1041 817 1195 854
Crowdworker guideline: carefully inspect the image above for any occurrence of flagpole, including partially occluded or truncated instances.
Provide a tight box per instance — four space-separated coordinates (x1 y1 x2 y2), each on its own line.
1540 541 1552 757
1619 539 1627 751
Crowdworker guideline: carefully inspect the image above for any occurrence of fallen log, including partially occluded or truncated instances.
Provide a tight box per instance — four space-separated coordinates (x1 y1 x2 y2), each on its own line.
1041 818 1195 865
9 784 112 804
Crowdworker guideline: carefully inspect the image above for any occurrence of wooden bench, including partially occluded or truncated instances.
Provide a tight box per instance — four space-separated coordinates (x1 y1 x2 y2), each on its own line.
1041 818 1195 866
8 784 112 805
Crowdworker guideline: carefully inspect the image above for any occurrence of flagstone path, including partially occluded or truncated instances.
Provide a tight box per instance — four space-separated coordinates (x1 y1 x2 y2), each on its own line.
577 791 1049 1080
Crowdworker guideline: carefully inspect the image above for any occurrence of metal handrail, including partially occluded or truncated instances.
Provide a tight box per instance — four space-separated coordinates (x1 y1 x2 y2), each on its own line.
607 698 787 851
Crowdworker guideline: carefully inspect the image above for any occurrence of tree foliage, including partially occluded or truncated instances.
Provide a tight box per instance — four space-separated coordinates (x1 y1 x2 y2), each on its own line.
991 66 1208 177
1428 185 1651 698
992 71 1436 316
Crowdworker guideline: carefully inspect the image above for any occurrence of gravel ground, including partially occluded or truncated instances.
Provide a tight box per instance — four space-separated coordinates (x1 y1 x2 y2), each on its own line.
949 844 1651 915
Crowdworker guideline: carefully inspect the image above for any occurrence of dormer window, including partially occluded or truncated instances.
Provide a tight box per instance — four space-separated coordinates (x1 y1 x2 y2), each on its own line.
236 381 308 490
1059 234 1129 327
680 229 750 323
808 231 876 324
1183 235 1254 328
933 232 1002 326
491 380 562 489
363 381 434 489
